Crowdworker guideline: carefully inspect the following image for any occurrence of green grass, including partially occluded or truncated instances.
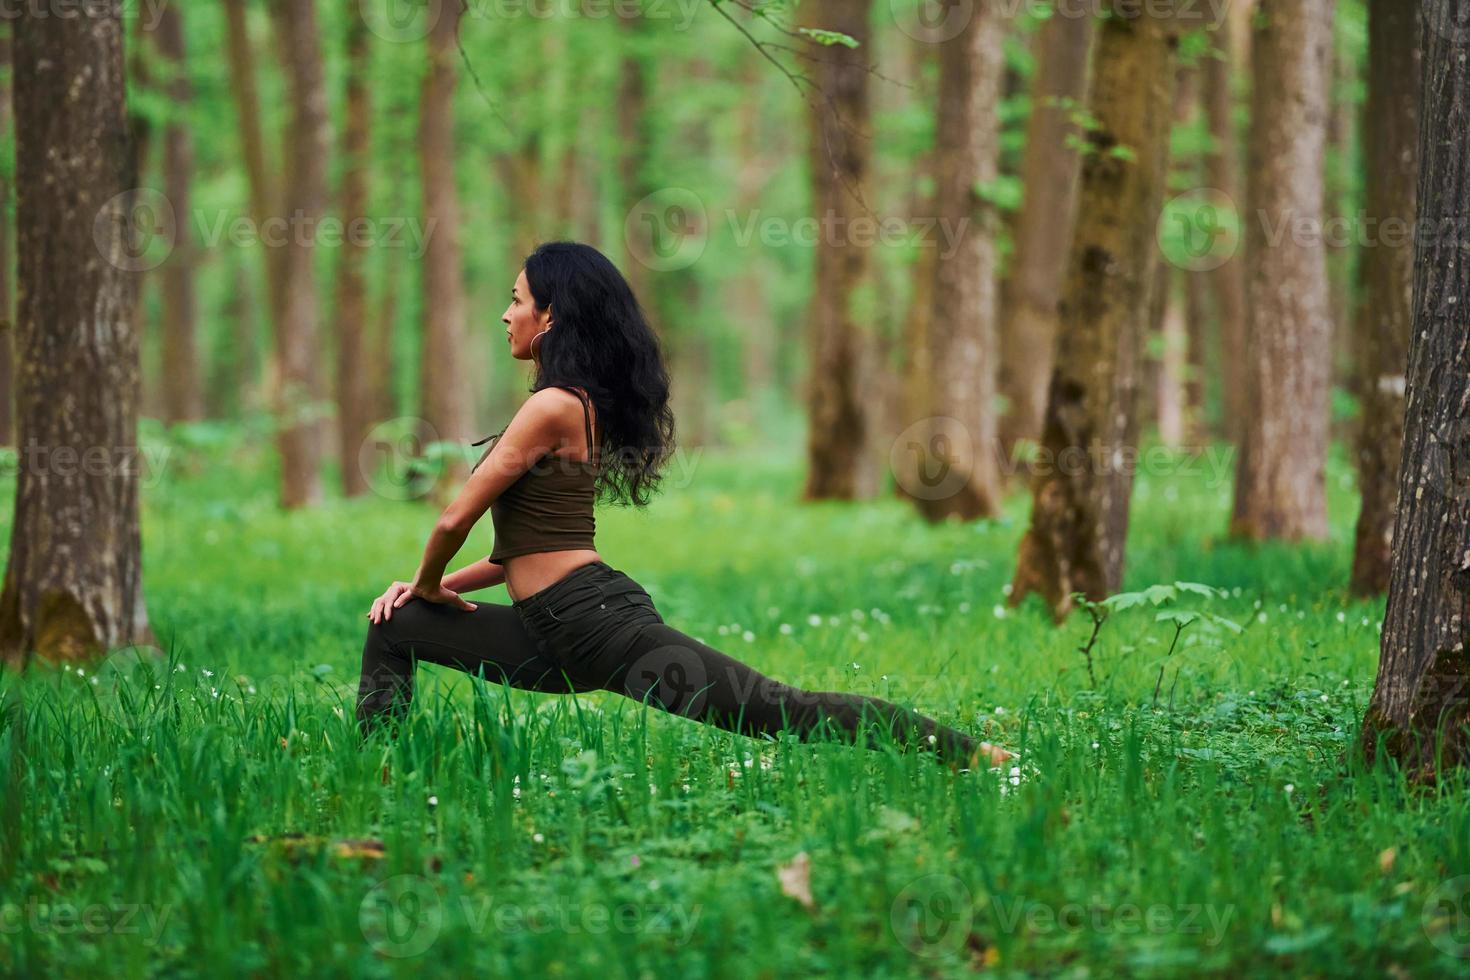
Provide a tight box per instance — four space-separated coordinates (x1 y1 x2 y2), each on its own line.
3 426 1469 977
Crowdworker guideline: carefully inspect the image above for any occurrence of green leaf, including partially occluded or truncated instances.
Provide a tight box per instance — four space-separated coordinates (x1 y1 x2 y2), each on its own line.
1174 582 1224 598
1141 584 1178 606
798 27 860 48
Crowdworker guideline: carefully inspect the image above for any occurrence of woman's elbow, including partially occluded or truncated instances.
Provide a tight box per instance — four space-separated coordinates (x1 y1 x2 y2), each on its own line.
434 512 477 538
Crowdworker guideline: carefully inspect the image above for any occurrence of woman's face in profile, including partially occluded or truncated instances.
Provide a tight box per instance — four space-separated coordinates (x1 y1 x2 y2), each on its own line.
501 268 551 361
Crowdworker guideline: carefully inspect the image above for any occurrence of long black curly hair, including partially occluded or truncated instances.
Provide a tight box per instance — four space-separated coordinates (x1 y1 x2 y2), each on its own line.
521 241 677 507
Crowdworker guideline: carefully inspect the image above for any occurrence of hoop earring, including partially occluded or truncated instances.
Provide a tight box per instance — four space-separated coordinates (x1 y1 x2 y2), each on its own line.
530 327 550 362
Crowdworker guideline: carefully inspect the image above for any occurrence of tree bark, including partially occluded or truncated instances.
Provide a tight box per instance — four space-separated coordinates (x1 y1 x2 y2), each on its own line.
1201 13 1248 445
336 10 373 497
799 0 872 500
1229 0 1335 541
997 10 1094 467
222 0 281 359
1360 0 1470 775
1349 0 1419 597
910 0 1005 521
1008 3 1178 623
270 0 328 508
0 29 14 447
420 0 471 501
0 1 154 664
154 4 202 424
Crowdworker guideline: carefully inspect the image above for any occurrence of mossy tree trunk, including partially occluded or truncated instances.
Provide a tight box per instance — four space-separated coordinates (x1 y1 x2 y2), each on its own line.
0 1 155 665
1008 3 1178 623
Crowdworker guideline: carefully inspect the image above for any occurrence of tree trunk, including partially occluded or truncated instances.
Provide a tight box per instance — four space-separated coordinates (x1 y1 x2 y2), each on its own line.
0 29 14 447
1184 269 1210 444
1152 65 1198 448
336 10 373 498
800 0 873 501
1349 0 1419 597
154 4 202 424
0 2 154 664
221 0 279 423
616 8 654 319
419 1 471 501
1229 0 1335 541
1201 13 1248 445
1008 3 1178 623
1157 271 1187 448
997 10 1094 467
1360 0 1470 775
127 13 157 422
270 0 328 508
910 0 1005 521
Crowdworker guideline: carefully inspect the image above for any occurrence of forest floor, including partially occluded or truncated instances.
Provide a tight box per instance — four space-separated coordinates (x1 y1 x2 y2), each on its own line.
2 424 1466 977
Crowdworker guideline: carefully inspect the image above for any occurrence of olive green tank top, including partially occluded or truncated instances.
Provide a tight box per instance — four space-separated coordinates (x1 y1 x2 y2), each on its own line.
473 385 599 563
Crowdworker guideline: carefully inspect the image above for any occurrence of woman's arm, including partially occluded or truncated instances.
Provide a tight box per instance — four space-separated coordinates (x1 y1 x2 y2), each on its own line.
409 388 573 593
443 558 505 596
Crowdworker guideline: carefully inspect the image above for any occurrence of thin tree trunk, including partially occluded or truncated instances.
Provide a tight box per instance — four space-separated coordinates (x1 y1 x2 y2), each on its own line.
997 10 1094 466
800 0 873 500
1153 65 1199 447
1360 0 1470 775
896 38 938 502
271 0 328 508
1008 4 1178 623
336 10 373 497
1184 269 1210 443
911 0 1005 521
0 2 154 664
420 1 471 501
1157 271 1187 448
1229 0 1335 541
128 13 158 422
154 4 202 424
1202 13 1248 445
223 0 280 419
1349 0 1419 597
616 7 655 324
0 29 14 447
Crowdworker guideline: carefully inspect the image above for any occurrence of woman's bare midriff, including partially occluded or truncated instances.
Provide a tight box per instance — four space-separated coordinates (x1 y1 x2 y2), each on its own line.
503 549 603 603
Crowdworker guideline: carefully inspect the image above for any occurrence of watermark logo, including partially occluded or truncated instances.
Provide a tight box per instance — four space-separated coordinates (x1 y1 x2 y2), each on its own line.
1158 189 1240 272
360 874 443 958
99 187 176 273
891 416 978 502
359 0 443 42
359 417 444 502
624 643 709 718
890 0 975 44
1424 875 1470 957
890 873 974 958
624 188 708 272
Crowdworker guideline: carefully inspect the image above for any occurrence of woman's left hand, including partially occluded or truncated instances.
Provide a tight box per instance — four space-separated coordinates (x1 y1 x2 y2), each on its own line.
402 580 477 612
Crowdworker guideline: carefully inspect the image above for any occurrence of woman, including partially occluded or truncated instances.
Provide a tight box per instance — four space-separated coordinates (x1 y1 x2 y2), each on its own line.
356 241 1015 772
